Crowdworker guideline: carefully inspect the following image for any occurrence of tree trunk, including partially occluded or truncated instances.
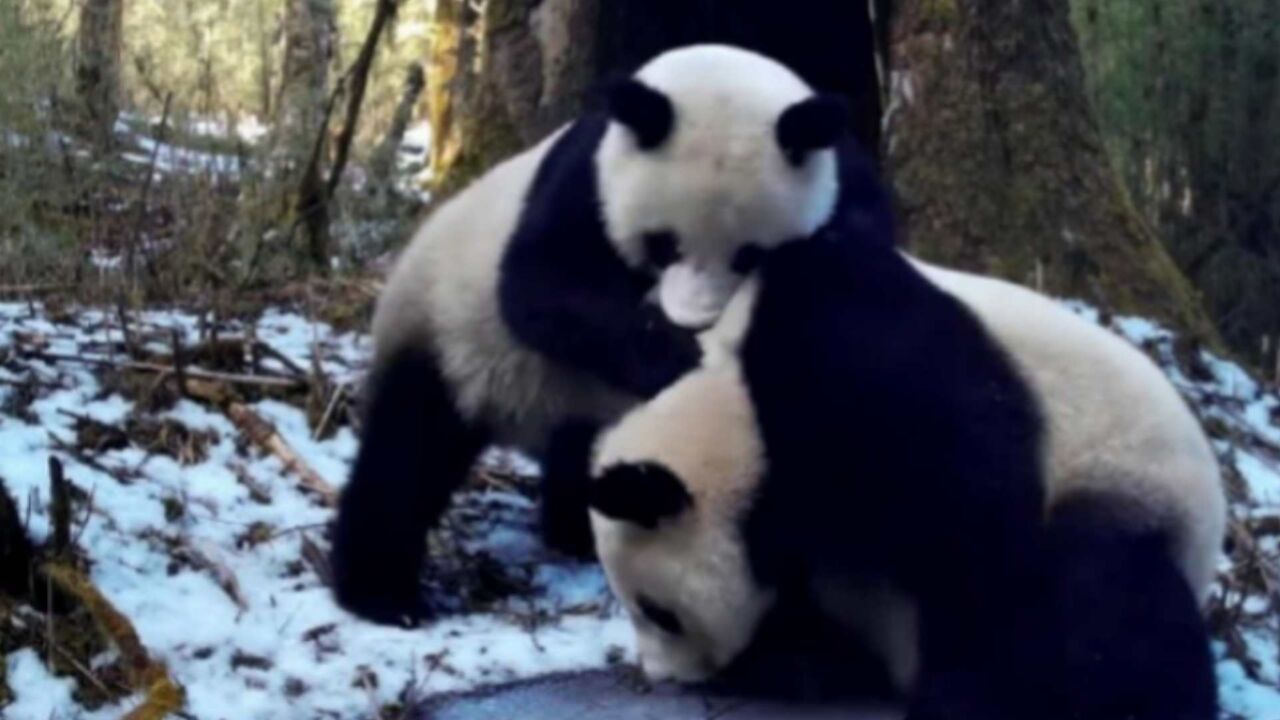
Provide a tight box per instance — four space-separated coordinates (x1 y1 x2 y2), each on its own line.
427 0 599 198
274 0 335 171
75 0 125 152
272 0 336 268
369 63 427 188
425 0 884 195
885 0 1216 339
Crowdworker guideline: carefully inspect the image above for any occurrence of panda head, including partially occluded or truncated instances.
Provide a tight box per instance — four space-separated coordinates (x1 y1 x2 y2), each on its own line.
596 44 848 330
589 362 775 682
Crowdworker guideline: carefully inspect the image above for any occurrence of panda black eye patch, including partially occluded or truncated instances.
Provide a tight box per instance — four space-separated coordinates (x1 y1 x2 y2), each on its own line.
731 244 766 275
643 231 681 270
636 593 684 636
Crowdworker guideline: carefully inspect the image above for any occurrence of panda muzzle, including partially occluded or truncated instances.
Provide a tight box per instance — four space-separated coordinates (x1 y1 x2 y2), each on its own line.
658 262 740 330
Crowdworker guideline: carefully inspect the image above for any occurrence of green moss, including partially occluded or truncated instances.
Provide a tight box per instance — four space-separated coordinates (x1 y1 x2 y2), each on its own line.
432 93 523 199
920 0 959 27
485 0 529 31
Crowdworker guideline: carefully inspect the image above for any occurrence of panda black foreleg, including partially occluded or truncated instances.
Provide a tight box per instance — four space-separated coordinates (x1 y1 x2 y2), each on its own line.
538 418 602 559
330 346 488 626
897 479 1046 720
500 250 701 400
1006 492 1218 720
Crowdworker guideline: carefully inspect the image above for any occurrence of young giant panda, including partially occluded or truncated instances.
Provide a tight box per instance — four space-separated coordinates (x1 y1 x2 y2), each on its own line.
330 44 889 625
589 239 1224 719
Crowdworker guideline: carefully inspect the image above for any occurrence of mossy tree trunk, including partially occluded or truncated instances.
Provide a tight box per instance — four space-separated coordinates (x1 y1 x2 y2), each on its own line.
886 0 1216 339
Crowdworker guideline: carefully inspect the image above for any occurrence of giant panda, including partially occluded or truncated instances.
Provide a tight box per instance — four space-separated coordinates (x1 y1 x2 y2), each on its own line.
588 236 1224 719
329 44 891 625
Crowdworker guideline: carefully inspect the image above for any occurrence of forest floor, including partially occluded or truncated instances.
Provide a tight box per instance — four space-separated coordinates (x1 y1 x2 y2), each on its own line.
1 108 1278 720
0 297 1277 720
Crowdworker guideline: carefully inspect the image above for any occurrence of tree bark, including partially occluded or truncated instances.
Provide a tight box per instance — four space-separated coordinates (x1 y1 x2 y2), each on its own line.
425 0 884 196
274 0 335 172
885 0 1216 339
368 63 427 190
272 0 336 268
75 0 125 152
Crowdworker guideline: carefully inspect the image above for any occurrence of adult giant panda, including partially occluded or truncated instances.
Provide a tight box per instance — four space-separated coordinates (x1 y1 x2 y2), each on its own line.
588 237 1224 719
330 44 890 625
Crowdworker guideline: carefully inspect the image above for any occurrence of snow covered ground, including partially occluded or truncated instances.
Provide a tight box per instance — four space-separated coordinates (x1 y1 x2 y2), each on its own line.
0 299 1278 719
0 303 629 719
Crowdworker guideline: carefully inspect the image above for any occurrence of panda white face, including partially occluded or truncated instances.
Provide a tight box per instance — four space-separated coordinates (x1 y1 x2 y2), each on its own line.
589 364 775 682
595 44 845 329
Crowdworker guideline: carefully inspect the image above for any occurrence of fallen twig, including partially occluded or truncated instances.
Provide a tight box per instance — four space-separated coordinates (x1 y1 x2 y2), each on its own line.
21 349 305 390
12 606 122 699
47 432 137 484
226 403 336 505
175 538 248 611
230 462 272 504
313 383 347 440
0 283 70 295
43 563 186 719
49 457 72 556
255 340 308 378
300 533 333 587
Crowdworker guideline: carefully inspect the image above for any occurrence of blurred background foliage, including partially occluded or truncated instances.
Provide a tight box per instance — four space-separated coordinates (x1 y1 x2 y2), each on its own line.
0 0 1276 372
1073 0 1280 369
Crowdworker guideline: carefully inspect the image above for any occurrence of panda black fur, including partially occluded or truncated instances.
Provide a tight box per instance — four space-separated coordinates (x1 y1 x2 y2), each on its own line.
330 44 886 625
590 237 1224 719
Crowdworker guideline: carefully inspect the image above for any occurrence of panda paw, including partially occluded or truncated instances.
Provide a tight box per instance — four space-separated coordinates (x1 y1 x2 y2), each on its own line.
330 541 434 627
627 310 702 398
332 578 433 628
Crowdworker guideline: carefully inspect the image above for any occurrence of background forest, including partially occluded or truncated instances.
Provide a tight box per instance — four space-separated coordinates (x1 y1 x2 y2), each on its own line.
1 0 1277 370
1 1 1279 718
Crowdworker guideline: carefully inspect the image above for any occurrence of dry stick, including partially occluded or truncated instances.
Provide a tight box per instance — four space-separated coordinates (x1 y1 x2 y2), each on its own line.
12 606 120 699
127 92 174 293
48 457 72 556
171 329 188 398
0 284 70 295
313 383 347 440
230 462 272 504
71 484 97 548
43 563 186 719
176 538 248 611
47 432 133 485
299 533 333 587
254 340 308 378
226 403 336 505
23 350 306 389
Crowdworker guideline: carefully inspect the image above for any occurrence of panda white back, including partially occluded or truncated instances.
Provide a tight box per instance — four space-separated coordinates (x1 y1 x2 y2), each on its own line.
910 257 1225 599
375 128 632 449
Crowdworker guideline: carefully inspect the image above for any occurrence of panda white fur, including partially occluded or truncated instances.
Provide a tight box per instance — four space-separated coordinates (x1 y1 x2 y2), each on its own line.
330 44 887 624
589 246 1224 719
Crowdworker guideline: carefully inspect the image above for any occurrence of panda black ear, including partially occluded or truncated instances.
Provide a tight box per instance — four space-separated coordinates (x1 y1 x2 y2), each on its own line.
590 462 692 528
776 94 850 166
607 80 674 150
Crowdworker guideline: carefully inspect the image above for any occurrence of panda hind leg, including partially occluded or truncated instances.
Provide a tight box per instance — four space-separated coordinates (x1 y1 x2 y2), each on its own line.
1006 491 1218 720
330 346 487 626
538 418 601 559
